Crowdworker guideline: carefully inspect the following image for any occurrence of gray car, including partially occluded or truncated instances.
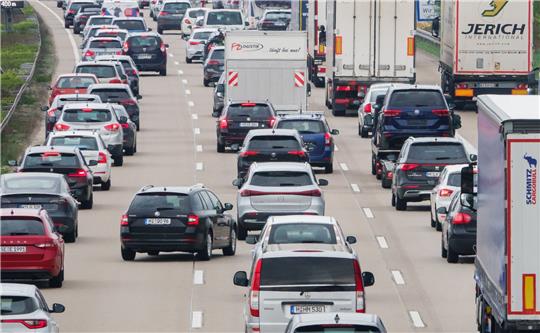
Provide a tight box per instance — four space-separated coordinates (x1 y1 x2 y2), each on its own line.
156 0 191 34
203 46 224 86
212 72 225 114
233 162 327 240
285 313 387 333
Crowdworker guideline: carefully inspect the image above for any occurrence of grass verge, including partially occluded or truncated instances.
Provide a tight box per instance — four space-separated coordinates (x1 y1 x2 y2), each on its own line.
415 36 439 59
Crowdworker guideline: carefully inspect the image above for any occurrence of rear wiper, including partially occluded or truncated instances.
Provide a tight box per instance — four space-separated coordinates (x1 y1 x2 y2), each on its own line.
300 240 324 243
271 146 286 149
435 157 452 160
155 207 175 211
279 183 296 186
414 104 430 107
37 163 54 166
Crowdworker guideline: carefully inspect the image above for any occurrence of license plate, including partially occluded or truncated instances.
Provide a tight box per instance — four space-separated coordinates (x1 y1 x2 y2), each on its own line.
239 122 259 128
137 54 152 59
408 120 427 126
426 171 441 178
477 83 496 88
144 218 171 225
19 204 42 209
290 304 326 314
0 246 27 253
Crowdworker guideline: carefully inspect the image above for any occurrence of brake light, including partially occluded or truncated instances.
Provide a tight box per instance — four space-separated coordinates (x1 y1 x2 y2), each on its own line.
218 118 228 129
122 41 129 53
452 212 472 224
207 60 220 65
241 103 256 107
120 99 137 106
34 242 55 248
239 151 258 157
363 103 372 113
121 123 129 128
104 123 120 131
47 108 58 117
187 214 199 226
68 169 88 177
98 151 107 164
516 83 528 89
131 69 138 76
386 171 393 178
1 319 47 329
384 109 401 117
336 86 351 91
120 214 128 226
159 11 170 16
439 188 454 197
68 9 76 14
160 42 166 53
84 50 95 58
54 123 70 131
250 259 262 317
288 150 306 157
240 189 321 197
189 40 201 45
268 116 276 127
317 66 326 73
400 163 419 171
324 132 332 146
432 109 449 116
353 260 365 313
456 83 468 89
109 79 122 83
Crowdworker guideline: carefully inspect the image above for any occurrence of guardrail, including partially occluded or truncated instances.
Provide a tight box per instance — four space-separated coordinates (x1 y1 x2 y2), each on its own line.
416 28 441 46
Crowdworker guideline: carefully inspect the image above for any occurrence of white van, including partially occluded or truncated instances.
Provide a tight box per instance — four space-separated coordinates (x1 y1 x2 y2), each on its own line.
203 9 246 31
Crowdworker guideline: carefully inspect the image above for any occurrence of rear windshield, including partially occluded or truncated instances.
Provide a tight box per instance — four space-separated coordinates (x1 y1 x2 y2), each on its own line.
70 2 94 11
268 223 336 244
210 49 224 60
1 218 45 236
260 258 355 286
129 36 160 49
114 20 145 31
188 9 205 18
88 17 113 25
163 2 190 13
1 296 38 316
23 152 80 168
56 76 95 89
227 104 272 118
206 11 242 25
91 88 131 101
251 171 312 187
2 177 59 192
265 12 290 20
389 90 446 108
277 120 325 134
128 193 191 214
294 325 381 333
407 143 468 163
192 31 212 40
247 136 301 150
62 108 112 122
76 65 116 78
89 39 121 48
57 97 100 107
50 136 99 151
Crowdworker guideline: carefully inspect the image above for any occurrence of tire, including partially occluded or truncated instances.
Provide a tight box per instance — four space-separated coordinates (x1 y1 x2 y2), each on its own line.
237 223 247 240
436 220 443 232
159 67 167 76
157 28 163 34
101 178 111 191
430 211 437 228
113 155 123 166
395 195 407 211
64 21 69 28
360 127 368 138
49 269 64 288
447 242 459 263
325 163 333 174
203 78 210 87
57 2 62 7
125 145 135 156
149 10 154 17
371 155 377 175
381 178 391 189
441 239 448 258
197 232 213 261
222 227 236 256
186 56 192 64
74 26 80 34
81 192 93 209
148 251 159 256
121 246 136 261
64 229 76 243
375 172 382 180
217 141 225 153
331 107 345 116
391 193 396 207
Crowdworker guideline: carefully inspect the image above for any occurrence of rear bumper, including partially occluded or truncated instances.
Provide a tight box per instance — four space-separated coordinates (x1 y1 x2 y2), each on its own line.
107 143 123 157
157 20 182 30
218 133 246 146
71 185 90 202
239 211 321 231
308 149 333 165
121 235 205 252
50 215 76 231
448 231 476 255
135 61 166 71
1 269 54 280
397 187 432 202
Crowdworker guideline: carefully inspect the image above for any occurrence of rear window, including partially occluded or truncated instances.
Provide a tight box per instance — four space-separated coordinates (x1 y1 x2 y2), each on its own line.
1 296 38 316
389 90 446 108
265 12 290 20
128 193 191 214
97 31 128 41
88 17 113 25
277 120 325 134
2 177 59 192
1 218 45 236
260 258 355 286
210 49 224 60
192 31 212 40
227 104 272 118
268 223 336 244
23 152 80 168
62 108 112 122
56 76 95 89
90 88 131 101
114 20 145 31
188 9 205 18
89 39 122 48
70 2 94 11
447 172 461 187
251 171 312 187
50 136 99 151
57 97 100 107
129 36 160 49
294 325 381 333
163 2 190 13
407 143 468 163
76 65 116 78
206 11 242 25
247 136 301 150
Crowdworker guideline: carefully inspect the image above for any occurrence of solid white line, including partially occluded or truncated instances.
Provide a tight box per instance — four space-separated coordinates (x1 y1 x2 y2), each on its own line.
191 113 198 120
188 101 195 107
351 184 360 192
362 207 374 219
174 61 179 65
178 70 184 75
193 128 200 135
376 236 389 249
191 311 203 328
334 145 339 152
185 89 191 95
409 311 425 328
340 163 349 171
391 270 405 285
193 270 204 285
195 162 203 171
182 79 188 85
196 145 203 152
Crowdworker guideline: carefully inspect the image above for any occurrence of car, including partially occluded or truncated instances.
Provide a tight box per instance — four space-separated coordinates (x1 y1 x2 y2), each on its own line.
379 153 398 188
357 83 395 138
285 313 387 333
119 184 237 261
46 131 113 191
440 190 477 263
0 283 65 332
0 173 79 242
201 29 224 62
137 0 149 8
257 9 291 31
123 32 168 76
149 0 165 20
233 243 375 333
0 208 65 287
72 6 101 34
391 137 472 211
111 104 137 155
48 73 98 105
101 0 141 17
81 15 115 38
156 0 191 34
64 0 96 28
87 83 141 129
274 113 339 173
93 28 129 43
53 102 125 166
201 9 246 31
215 101 277 153
212 72 225 114
14 146 95 209
203 46 224 86
233 162 327 240
82 37 123 61
80 24 120 50
96 55 140 95
236 129 308 179
111 17 149 33
43 93 102 137
185 28 215 63
181 7 209 37
73 61 125 84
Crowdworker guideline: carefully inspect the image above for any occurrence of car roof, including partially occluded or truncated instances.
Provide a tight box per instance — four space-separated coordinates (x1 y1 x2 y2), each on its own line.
207 9 241 13
112 17 144 21
95 54 132 61
478 95 540 122
48 130 102 138
25 145 80 154
262 243 355 259
135 184 205 195
267 215 337 225
0 208 44 218
163 0 191 3
248 128 298 136
227 100 272 105
407 136 463 144
55 93 100 100
250 162 311 173
88 36 122 41
76 61 117 67
276 112 325 121
390 84 442 92
187 6 208 11
292 313 381 327
1 172 65 182
443 164 470 173
368 82 406 90
56 73 97 79
88 83 131 90
0 283 38 297
89 15 114 19
62 102 112 109
264 9 291 13
89 24 119 30
192 28 218 33
129 32 160 37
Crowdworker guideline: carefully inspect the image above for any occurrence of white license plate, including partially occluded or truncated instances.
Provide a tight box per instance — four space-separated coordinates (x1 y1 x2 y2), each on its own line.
290 304 326 314
19 204 42 209
477 83 496 88
1 246 27 253
239 122 259 128
144 218 171 225
137 54 152 59
426 171 441 178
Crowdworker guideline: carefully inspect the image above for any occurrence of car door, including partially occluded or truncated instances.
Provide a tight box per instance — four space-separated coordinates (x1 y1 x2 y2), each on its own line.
36 290 59 333
205 191 230 246
197 191 219 244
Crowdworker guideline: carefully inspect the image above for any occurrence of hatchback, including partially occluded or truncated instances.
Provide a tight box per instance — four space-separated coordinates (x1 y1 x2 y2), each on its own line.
257 9 290 31
73 61 124 84
212 72 225 114
48 73 98 105
202 9 245 31
64 0 95 28
72 6 101 34
357 83 395 138
203 46 224 86
82 37 123 61
441 191 477 263
87 83 141 129
81 15 114 37
181 7 209 37
111 17 149 33
285 313 386 333
43 94 101 137
123 33 168 75
96 54 140 95
156 0 191 34
80 24 119 49
185 28 215 63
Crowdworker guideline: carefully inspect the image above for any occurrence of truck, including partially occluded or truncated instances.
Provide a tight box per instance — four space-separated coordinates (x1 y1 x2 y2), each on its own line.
289 0 308 31
473 95 540 333
306 0 327 87
438 0 537 107
224 30 309 112
241 0 291 29
324 0 416 116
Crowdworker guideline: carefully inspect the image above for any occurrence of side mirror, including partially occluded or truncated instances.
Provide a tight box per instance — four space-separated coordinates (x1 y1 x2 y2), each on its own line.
232 178 244 188
137 95 142 100
223 202 233 211
461 193 476 210
452 114 462 129
346 236 357 244
437 206 448 215
50 303 65 313
318 179 328 186
469 154 478 162
119 116 128 123
245 235 258 245
212 111 220 118
7 160 18 167
362 271 375 287
244 21 249 26
330 129 339 135
41 105 50 111
88 160 98 166
233 271 248 287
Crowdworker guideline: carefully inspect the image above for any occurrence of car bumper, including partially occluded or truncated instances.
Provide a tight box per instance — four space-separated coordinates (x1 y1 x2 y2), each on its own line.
71 186 90 203
448 233 476 255
308 149 333 165
91 166 111 184
238 211 322 231
121 235 205 252
135 61 166 71
186 48 203 59
157 19 182 30
397 188 432 202
1 269 57 281
107 143 123 157
50 214 76 232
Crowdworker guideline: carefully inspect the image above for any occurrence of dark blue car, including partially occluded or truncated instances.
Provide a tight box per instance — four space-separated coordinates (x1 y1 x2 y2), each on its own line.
274 113 339 173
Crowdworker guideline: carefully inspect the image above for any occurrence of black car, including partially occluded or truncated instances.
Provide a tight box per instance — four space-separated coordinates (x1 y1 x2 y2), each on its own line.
156 0 191 34
236 129 308 179
112 104 137 155
203 46 224 86
87 83 141 130
391 137 471 211
120 185 237 261
43 93 102 138
215 101 277 153
257 10 291 30
441 191 477 263
64 0 96 28
97 56 140 96
13 146 95 209
0 173 79 242
72 5 101 34
123 32 168 76
212 73 225 114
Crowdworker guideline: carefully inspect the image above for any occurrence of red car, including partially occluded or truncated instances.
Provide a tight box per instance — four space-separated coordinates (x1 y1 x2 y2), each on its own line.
48 73 98 105
1 208 65 288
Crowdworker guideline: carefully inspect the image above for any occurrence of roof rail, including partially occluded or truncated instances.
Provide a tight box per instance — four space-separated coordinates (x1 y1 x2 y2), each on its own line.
191 183 205 190
140 185 154 192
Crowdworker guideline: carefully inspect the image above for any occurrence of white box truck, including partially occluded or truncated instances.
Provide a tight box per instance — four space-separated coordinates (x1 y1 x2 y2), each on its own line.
324 0 416 116
307 0 327 87
224 30 309 112
474 95 540 333
439 0 536 107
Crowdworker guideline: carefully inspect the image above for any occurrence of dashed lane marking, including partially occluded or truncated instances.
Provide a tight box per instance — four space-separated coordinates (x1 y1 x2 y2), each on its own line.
351 184 360 192
193 128 200 135
182 79 188 85
391 270 405 285
191 311 203 328
169 53 174 57
185 89 191 95
193 270 204 285
409 311 425 328
192 114 198 120
340 163 349 171
188 101 195 107
362 208 374 219
376 236 389 249
335 145 339 152
195 162 204 171
174 61 179 65
178 70 184 75
196 145 203 152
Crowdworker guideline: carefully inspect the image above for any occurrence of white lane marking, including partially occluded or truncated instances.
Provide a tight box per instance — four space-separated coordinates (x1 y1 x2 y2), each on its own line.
169 53 174 57
334 145 339 152
191 113 198 120
193 270 204 285
191 311 203 328
456 133 477 154
195 162 204 171
362 207 374 219
376 236 389 249
351 184 360 192
196 145 203 152
178 69 184 75
193 128 200 135
185 89 191 95
409 311 425 328
340 163 349 171
31 0 80 62
182 79 188 84
391 270 405 285
188 101 195 107
174 61 179 65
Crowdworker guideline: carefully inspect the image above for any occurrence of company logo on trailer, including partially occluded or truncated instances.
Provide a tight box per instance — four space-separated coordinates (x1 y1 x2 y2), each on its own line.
231 42 263 52
461 0 525 38
481 0 508 17
524 153 537 205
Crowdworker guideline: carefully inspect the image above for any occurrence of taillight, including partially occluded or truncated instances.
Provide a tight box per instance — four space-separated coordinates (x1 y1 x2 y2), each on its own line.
249 259 262 317
1 319 48 329
239 150 258 157
240 189 320 197
187 214 199 226
353 260 365 313
121 123 129 128
98 151 107 164
516 83 528 89
68 9 75 14
160 42 166 53
439 188 454 197
109 78 122 84
288 150 306 157
84 50 95 58
400 163 419 171
120 98 137 106
189 40 201 45
122 41 129 53
452 212 472 224
34 242 55 248
68 169 88 177
336 86 351 91
47 108 58 117
267 116 276 127
184 18 191 24
54 123 70 131
120 214 128 226
159 11 170 16
456 83 468 89
363 103 372 113
131 69 138 76
386 171 393 178
104 123 121 131
218 118 228 129
241 103 256 107
432 109 449 116
384 109 401 117
207 60 220 65
324 132 332 146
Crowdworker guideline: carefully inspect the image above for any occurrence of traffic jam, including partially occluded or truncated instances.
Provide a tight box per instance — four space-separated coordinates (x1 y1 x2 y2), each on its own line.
1 0 539 332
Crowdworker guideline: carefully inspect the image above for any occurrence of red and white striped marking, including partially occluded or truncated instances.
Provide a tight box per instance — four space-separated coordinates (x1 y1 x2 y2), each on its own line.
228 71 239 87
294 71 305 87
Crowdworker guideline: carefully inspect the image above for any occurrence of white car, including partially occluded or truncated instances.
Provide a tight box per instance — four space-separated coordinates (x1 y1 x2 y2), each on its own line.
0 283 65 333
285 313 387 333
181 7 209 37
81 15 115 39
185 28 216 63
430 164 470 231
357 83 397 138
202 9 246 31
47 131 113 190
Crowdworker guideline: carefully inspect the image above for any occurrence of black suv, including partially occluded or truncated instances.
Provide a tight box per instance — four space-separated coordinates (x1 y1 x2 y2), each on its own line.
236 129 308 179
441 190 477 263
215 101 277 153
72 5 101 34
123 33 168 76
120 185 237 261
391 137 472 211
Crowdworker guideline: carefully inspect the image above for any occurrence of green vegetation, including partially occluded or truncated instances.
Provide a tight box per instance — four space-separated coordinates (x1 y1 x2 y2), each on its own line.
534 1 539 69
415 37 439 59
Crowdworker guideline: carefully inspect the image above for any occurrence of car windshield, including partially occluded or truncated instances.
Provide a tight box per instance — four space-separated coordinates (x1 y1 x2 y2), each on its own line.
206 11 242 25
62 108 112 122
188 9 205 18
114 20 145 31
163 2 190 13
265 12 290 20
128 193 191 214
56 76 95 89
23 152 80 168
88 17 113 25
76 65 116 78
192 31 212 40
227 104 272 118
210 49 224 60
89 39 121 48
50 136 99 151
129 36 160 49
91 89 131 101
0 296 38 316
1 218 45 236
277 120 325 134
407 143 468 163
247 136 301 151
250 171 312 187
294 325 381 333
2 177 60 193
268 223 336 244
389 90 446 108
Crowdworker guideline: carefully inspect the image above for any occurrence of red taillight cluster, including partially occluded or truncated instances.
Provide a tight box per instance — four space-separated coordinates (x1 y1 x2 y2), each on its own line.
109 78 122 84
54 123 70 131
384 109 401 117
218 118 228 129
160 42 166 53
98 151 107 164
187 214 199 226
184 18 191 24
516 83 528 90
432 109 449 116
353 260 365 313
456 83 468 89
47 108 58 117
287 150 306 157
120 214 129 226
84 50 95 58
122 41 129 53
189 40 201 45
240 189 321 197
1 319 47 329
239 150 258 157
121 123 129 129
452 212 472 224
68 169 88 178
363 103 372 113
324 132 332 146
249 259 262 317
159 11 170 16
267 116 276 127
336 85 352 91
207 60 220 65
400 163 419 171
34 242 55 248
120 98 137 106
104 123 121 132
439 188 454 197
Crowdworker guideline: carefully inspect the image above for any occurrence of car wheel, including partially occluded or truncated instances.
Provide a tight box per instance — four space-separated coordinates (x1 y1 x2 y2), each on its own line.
159 67 167 76
57 2 62 7
74 26 80 34
217 141 225 153
331 108 344 116
149 10 154 17
360 127 368 138
375 171 382 180
81 192 93 209
237 223 247 240
371 155 376 175
391 193 396 207
436 220 443 232
197 232 213 261
136 122 140 131
157 28 163 34
395 195 407 211
222 227 236 256
64 22 69 28
148 251 159 256
186 56 192 64
325 163 333 174
381 178 391 189
49 269 64 288
431 209 437 228
121 246 136 261
446 242 459 263
64 229 76 243
101 178 111 191
113 155 123 166
203 78 210 87
125 145 135 156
